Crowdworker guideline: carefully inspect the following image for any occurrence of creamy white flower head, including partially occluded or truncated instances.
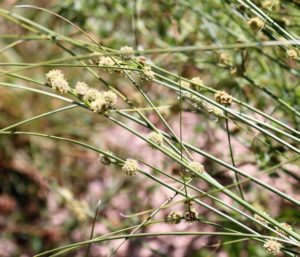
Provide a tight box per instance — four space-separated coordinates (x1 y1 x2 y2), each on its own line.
286 49 298 60
51 77 70 94
45 69 69 94
74 81 89 98
147 131 164 147
120 45 134 60
190 77 204 92
191 77 203 85
122 158 139 176
188 161 205 174
98 56 115 67
90 96 106 113
218 52 231 65
46 69 64 83
103 90 117 108
83 88 101 102
263 240 282 256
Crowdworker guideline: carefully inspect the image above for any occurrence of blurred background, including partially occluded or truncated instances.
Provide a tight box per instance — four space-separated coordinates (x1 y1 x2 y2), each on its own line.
0 0 299 256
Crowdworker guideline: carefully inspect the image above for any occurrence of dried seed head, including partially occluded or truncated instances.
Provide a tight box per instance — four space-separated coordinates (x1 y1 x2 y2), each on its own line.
166 211 182 224
122 158 139 176
141 66 155 81
188 161 205 174
100 151 114 165
276 222 292 236
184 208 198 223
263 240 282 256
120 45 134 60
248 17 264 32
75 81 89 98
83 88 101 102
103 90 117 109
254 212 269 226
286 49 298 60
137 55 147 65
147 131 164 147
190 77 204 92
230 66 244 77
215 90 233 106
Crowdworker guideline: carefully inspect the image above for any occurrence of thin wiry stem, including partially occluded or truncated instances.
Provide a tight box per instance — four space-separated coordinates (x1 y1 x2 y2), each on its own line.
225 114 245 200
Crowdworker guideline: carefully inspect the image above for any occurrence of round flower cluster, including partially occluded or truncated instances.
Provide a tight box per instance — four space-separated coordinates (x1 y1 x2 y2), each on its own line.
45 69 70 94
188 161 205 174
190 77 204 92
98 56 115 66
83 88 102 102
122 158 139 176
214 90 233 106
89 91 117 113
90 97 106 113
286 49 298 60
141 66 155 81
74 82 89 98
218 52 231 65
120 46 134 60
74 81 117 113
103 91 118 108
166 211 182 224
147 131 164 147
263 240 282 256
184 208 198 223
248 17 264 32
